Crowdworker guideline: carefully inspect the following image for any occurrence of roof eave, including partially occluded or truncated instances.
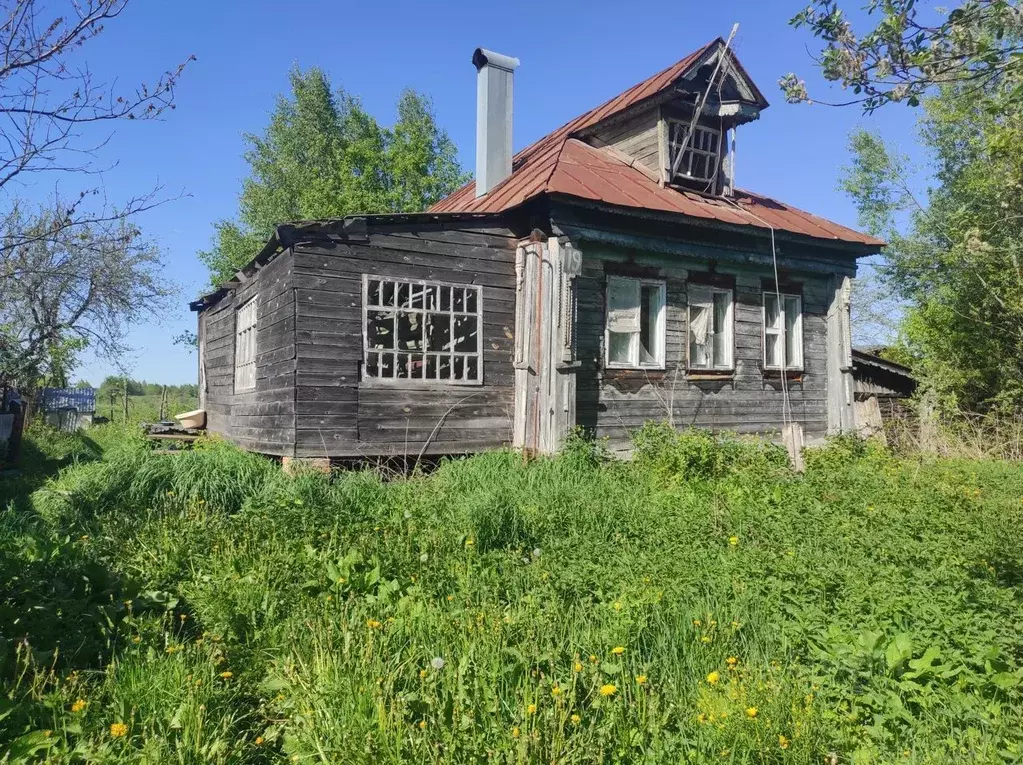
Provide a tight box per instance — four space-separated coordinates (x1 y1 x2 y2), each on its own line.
547 192 884 256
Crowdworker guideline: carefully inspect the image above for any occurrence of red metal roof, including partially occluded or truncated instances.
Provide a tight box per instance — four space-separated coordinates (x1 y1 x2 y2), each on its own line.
430 40 883 248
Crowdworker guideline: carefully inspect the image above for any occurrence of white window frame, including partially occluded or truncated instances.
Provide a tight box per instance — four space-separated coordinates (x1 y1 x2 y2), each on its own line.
234 297 258 392
604 276 666 370
763 292 804 371
687 286 734 371
362 275 483 385
668 120 722 193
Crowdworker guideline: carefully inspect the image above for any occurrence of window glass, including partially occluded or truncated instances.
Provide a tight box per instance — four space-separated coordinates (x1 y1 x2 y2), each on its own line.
605 277 665 368
688 287 733 369
763 292 803 369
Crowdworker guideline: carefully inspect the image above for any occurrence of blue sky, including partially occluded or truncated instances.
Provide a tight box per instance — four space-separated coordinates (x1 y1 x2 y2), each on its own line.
48 0 921 385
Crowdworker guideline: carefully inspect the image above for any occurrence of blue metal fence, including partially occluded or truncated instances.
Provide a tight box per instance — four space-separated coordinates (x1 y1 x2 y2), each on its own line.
40 387 96 413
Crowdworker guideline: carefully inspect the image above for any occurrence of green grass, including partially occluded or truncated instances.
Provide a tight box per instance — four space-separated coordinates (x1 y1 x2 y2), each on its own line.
2 424 1023 763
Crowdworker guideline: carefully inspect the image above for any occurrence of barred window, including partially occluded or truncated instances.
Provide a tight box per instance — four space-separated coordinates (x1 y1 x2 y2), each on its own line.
234 298 257 392
363 277 482 384
669 121 722 193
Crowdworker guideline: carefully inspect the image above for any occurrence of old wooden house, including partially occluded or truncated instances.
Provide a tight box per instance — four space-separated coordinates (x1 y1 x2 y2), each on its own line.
191 38 883 464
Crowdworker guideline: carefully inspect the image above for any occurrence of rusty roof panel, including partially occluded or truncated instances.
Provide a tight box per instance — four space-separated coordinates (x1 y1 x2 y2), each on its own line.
430 39 883 248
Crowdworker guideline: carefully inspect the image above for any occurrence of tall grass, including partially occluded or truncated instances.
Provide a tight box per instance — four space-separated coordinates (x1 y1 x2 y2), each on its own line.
3 423 1023 763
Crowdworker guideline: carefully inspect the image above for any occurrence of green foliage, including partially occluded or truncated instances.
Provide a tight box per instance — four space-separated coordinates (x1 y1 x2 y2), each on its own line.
199 67 469 287
782 1 1023 112
840 78 1023 412
4 429 1023 762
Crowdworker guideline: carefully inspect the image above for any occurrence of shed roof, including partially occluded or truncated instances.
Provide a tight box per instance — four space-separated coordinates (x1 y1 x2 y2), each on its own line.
430 39 883 249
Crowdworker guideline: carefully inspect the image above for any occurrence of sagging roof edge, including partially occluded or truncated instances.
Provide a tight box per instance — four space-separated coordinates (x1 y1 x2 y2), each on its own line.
189 197 881 313
188 212 508 311
851 348 915 378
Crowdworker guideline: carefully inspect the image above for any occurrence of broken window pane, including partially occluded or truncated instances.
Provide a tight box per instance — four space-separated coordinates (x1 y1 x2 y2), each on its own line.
397 311 422 350
453 315 477 353
367 279 383 306
363 278 482 383
365 351 380 378
367 311 395 350
426 314 452 352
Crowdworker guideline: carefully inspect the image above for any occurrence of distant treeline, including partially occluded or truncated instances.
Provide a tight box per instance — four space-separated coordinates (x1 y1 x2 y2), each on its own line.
76 377 199 399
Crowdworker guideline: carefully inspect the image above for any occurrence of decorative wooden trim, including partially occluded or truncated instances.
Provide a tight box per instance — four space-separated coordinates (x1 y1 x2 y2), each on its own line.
687 269 736 288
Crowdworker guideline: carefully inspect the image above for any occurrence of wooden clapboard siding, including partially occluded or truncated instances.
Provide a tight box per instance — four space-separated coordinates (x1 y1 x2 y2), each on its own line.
197 250 297 456
574 246 835 452
588 106 661 177
291 222 518 458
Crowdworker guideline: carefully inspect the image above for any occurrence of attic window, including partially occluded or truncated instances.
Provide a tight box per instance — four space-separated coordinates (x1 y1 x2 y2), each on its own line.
668 121 722 194
363 276 482 384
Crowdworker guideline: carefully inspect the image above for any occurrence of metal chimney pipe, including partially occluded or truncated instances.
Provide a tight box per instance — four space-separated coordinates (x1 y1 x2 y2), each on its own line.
473 48 520 198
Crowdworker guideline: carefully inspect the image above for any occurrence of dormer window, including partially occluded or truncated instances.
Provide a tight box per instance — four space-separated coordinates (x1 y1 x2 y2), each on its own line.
668 120 722 194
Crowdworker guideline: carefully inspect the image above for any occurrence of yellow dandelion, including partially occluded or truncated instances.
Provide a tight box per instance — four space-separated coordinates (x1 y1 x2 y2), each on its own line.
527 703 537 715
635 674 647 685
611 646 625 655
701 635 711 643
693 619 702 627
589 654 597 663
745 706 758 718
109 722 128 738
255 736 264 745
731 621 740 629
728 536 739 546
551 685 563 697
778 734 790 749
706 671 720 684
613 601 622 611
697 713 708 724
599 683 617 697
220 671 233 679
571 714 581 725
720 749 730 758
446 595 454 602
726 656 738 667
71 699 87 713
418 720 427 730
511 726 520 738
366 619 382 629
465 538 474 547
573 661 583 672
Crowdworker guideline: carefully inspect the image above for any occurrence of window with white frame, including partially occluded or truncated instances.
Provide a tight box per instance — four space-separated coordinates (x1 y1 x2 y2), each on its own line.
363 277 482 383
669 121 722 193
605 276 666 368
234 298 258 391
688 287 733 370
763 293 803 369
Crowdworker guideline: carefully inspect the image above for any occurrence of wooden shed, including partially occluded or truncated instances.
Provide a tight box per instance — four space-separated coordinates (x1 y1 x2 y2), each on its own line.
191 38 883 463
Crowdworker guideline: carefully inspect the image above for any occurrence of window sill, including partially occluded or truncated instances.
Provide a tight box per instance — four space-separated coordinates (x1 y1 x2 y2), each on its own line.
686 370 734 381
360 378 484 389
603 367 667 381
